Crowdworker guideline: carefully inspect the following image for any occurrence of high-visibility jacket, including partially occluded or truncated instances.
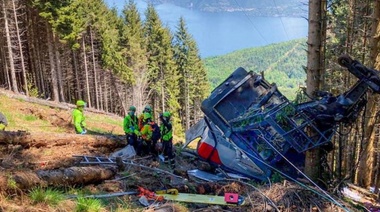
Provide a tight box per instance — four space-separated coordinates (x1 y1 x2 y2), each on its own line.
123 114 138 135
138 112 153 130
140 123 153 141
72 108 86 133
160 121 172 141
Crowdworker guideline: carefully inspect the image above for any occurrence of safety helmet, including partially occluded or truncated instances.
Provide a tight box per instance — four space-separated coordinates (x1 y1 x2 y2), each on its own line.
129 106 136 112
163 111 171 118
144 105 152 112
76 100 86 107
143 112 152 120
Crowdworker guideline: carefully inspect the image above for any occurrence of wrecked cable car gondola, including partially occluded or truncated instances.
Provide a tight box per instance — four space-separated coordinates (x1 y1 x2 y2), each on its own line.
183 55 380 181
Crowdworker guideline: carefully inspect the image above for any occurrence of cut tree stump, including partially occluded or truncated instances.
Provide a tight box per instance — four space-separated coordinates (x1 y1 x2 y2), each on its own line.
0 166 117 191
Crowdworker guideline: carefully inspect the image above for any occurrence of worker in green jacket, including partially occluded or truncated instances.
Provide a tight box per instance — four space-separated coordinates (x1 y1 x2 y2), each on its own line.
72 100 87 134
123 106 139 150
160 111 174 168
0 112 8 131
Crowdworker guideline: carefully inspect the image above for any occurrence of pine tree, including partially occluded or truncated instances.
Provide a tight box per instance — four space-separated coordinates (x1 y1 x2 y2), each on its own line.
143 4 180 127
121 0 148 113
173 17 209 131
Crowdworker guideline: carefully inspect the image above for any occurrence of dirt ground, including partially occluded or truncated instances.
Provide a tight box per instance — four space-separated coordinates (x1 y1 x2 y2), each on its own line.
0 89 370 211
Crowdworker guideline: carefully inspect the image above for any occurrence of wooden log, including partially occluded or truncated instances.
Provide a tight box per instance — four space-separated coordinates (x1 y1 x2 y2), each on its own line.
0 131 126 149
1 166 117 191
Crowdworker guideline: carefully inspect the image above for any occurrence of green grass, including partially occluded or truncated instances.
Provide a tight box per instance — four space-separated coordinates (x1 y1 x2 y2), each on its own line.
24 114 38 121
29 187 65 206
91 114 122 126
76 197 104 212
7 176 18 189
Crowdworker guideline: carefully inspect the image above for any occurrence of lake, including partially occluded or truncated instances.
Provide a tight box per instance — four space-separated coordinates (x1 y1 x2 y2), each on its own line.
105 0 308 58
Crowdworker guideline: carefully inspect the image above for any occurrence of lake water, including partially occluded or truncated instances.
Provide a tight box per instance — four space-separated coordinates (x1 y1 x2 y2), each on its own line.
106 0 308 58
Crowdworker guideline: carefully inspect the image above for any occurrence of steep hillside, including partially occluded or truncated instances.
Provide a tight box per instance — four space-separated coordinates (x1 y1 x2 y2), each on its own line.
0 89 369 212
204 38 307 100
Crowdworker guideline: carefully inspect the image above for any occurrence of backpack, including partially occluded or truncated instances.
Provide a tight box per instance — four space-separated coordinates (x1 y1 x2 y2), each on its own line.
150 122 161 141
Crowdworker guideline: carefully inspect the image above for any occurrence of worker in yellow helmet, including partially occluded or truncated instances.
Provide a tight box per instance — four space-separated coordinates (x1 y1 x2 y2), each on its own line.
72 100 87 134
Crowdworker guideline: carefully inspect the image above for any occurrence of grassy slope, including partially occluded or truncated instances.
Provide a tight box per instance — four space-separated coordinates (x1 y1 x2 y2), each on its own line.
0 89 124 134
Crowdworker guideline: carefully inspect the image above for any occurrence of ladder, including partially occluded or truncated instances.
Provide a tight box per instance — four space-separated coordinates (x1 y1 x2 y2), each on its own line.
73 155 118 165
73 155 187 183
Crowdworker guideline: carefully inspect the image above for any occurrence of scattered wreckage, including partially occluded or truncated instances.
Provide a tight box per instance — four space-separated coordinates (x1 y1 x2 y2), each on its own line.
183 54 380 181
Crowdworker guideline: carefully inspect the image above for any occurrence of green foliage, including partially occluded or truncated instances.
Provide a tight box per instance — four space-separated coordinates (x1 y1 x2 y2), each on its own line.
29 187 64 206
24 115 38 121
270 172 284 183
204 38 307 100
173 17 209 132
76 197 104 212
26 74 39 98
7 177 17 189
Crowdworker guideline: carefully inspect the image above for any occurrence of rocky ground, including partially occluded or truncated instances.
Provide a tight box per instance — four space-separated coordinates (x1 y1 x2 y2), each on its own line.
0 89 372 211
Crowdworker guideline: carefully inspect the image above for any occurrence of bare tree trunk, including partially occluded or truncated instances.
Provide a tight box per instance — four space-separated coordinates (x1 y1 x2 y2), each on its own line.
12 0 27 95
357 0 380 187
0 29 11 89
82 37 91 108
99 71 104 111
184 71 190 130
46 24 59 101
305 0 325 181
133 68 148 114
104 71 109 112
161 79 165 112
3 0 18 93
90 28 99 109
37 45 46 98
54 35 65 102
111 75 126 115
72 50 81 100
27 7 38 96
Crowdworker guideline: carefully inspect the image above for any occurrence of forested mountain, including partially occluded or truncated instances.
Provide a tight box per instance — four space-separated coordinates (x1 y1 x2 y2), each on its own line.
204 38 307 100
145 0 308 17
0 0 209 136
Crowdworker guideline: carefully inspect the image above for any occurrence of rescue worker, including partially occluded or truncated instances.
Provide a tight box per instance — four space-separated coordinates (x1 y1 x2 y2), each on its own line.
123 106 139 150
0 112 8 131
72 100 87 134
160 111 175 168
140 112 154 156
138 105 153 130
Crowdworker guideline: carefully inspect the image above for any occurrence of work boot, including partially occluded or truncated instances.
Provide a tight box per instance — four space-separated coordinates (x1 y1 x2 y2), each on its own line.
164 156 169 164
169 159 175 169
